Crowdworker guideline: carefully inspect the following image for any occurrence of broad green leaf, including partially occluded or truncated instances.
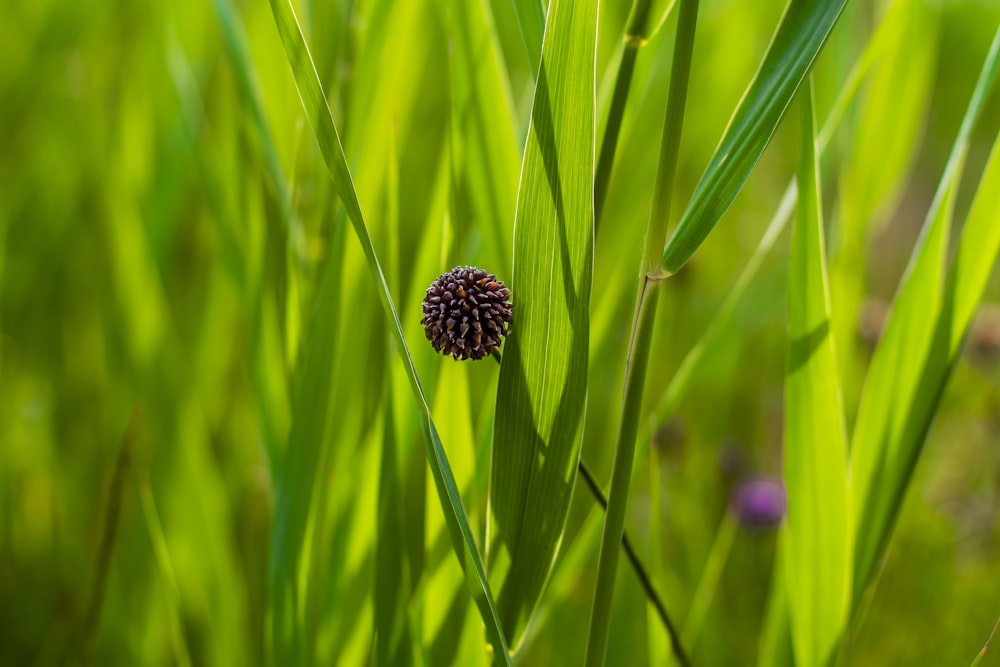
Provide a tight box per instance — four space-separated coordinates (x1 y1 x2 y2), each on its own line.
782 79 850 667
661 0 848 273
849 26 1000 602
488 0 597 647
266 0 512 661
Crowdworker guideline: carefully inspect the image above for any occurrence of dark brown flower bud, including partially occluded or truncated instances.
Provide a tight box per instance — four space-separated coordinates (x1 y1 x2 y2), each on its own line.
421 266 512 360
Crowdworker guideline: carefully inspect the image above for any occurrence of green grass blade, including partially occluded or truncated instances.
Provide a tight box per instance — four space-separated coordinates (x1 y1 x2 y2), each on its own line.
437 0 520 274
512 0 545 75
757 543 795 667
212 0 294 220
594 0 676 227
651 0 914 426
782 79 851 667
587 1 698 662
266 0 512 661
829 0 938 415
269 230 343 666
661 0 847 273
946 131 1000 356
375 366 413 667
139 482 194 667
849 26 1000 602
487 0 597 648
970 615 1000 667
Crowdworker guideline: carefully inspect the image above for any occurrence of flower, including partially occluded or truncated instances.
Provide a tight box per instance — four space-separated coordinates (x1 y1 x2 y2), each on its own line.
421 266 512 360
731 478 786 528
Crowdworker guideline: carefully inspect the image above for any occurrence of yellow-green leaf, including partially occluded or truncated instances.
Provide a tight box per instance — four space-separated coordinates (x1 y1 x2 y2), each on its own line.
782 79 851 667
488 0 597 648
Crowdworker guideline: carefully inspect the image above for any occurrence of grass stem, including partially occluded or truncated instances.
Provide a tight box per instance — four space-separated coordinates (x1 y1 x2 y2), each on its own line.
585 278 662 666
577 459 690 666
595 46 638 231
585 0 697 662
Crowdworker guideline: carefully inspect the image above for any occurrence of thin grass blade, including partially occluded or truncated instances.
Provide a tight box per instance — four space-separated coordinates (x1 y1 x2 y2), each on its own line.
970 615 1000 667
512 0 546 75
435 0 520 274
266 0 512 660
661 0 848 273
651 0 918 427
268 231 343 665
487 0 597 648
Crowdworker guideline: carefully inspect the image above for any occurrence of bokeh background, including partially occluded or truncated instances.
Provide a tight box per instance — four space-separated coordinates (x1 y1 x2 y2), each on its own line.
2 0 1000 664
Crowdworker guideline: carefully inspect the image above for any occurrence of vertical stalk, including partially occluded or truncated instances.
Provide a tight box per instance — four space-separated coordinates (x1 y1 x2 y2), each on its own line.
594 0 668 231
584 0 699 664
594 46 638 229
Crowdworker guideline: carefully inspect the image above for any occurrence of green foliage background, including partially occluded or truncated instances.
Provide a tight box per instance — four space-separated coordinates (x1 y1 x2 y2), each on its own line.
2 0 999 664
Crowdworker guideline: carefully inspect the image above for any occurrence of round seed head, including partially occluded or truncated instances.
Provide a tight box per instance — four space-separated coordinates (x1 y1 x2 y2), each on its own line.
421 266 513 361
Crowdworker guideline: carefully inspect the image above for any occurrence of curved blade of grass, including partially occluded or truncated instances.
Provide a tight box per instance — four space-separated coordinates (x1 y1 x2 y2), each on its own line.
849 26 1000 603
661 0 848 274
267 0 512 661
970 615 1000 667
651 0 907 426
487 0 597 648
782 79 851 667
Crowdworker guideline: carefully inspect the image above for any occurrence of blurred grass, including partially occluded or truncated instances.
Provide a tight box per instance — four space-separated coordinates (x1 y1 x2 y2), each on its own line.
2 0 1000 665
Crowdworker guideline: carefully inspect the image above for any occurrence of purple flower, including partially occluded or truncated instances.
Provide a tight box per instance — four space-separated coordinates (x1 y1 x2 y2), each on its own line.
732 478 786 528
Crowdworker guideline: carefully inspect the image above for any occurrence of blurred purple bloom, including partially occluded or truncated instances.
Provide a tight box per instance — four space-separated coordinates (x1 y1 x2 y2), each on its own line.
732 478 786 528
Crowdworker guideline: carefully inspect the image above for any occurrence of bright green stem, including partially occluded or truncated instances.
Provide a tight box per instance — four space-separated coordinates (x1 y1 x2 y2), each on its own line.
578 460 690 666
594 45 638 230
585 1 698 664
595 0 675 231
584 277 663 667
643 0 697 275
681 511 738 650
